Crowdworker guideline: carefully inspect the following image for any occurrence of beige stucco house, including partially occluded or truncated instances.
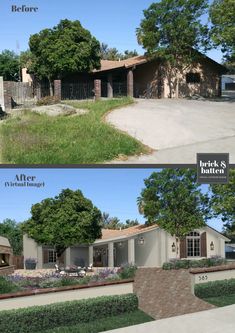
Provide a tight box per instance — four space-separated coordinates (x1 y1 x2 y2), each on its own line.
23 224 229 269
91 53 226 99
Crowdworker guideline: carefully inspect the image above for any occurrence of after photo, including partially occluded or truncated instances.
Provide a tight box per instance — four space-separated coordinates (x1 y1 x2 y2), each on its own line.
0 168 234 332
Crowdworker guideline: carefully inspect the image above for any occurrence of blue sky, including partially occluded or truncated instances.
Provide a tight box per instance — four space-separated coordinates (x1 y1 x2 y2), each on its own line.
0 168 223 231
0 0 223 63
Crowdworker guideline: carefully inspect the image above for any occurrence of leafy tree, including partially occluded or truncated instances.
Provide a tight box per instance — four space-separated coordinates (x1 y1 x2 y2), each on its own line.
0 219 23 255
136 0 210 97
137 169 210 256
29 19 101 95
209 0 235 62
0 50 20 81
19 50 34 69
22 189 102 258
210 169 235 236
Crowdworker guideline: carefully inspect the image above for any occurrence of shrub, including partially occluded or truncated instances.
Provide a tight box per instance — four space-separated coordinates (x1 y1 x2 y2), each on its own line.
0 293 138 333
195 278 235 299
0 276 21 294
162 257 227 270
117 264 137 279
162 262 174 270
36 96 60 106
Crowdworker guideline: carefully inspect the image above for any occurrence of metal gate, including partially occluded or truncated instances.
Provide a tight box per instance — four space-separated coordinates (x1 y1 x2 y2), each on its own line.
61 81 94 100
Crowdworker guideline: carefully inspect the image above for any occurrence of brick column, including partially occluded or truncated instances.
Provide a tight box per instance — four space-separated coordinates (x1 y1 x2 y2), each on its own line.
94 79 101 100
107 73 113 98
3 81 13 110
54 80 61 101
127 69 134 97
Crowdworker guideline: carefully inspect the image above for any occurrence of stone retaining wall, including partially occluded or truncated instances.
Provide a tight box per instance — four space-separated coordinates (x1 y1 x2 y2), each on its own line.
0 266 15 276
133 268 215 320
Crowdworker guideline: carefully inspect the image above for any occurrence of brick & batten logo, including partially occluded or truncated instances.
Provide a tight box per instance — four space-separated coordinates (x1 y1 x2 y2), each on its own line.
197 153 229 184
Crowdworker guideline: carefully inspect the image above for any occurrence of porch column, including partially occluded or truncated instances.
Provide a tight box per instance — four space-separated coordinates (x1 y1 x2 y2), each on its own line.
127 68 134 97
65 248 71 266
128 238 135 264
107 73 113 98
89 245 93 265
108 242 114 267
37 246 43 269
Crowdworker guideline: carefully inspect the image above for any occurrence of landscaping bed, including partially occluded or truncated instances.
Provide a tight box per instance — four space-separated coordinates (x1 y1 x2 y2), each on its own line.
40 310 153 333
162 257 227 270
0 98 148 164
0 265 137 297
195 278 235 307
0 293 154 333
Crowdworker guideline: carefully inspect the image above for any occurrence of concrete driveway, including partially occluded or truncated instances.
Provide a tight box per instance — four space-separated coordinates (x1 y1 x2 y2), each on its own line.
106 99 235 164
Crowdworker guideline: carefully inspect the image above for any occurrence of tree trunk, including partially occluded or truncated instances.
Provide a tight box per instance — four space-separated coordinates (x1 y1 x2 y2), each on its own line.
175 75 179 99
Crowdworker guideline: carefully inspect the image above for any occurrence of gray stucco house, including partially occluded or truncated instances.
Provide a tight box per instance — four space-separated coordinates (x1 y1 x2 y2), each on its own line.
23 224 229 269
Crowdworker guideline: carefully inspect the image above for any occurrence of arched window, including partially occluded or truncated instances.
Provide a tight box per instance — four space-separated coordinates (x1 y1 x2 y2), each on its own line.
186 231 200 257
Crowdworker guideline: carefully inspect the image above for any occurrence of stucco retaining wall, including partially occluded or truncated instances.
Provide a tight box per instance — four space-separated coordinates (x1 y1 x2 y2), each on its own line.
190 264 235 287
0 280 133 311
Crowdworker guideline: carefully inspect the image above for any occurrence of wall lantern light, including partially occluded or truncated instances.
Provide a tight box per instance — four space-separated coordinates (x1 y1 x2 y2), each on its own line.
172 242 176 252
138 236 145 245
210 241 214 251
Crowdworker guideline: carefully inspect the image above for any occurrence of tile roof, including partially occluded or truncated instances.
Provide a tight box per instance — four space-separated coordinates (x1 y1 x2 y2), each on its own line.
100 224 158 241
93 56 148 73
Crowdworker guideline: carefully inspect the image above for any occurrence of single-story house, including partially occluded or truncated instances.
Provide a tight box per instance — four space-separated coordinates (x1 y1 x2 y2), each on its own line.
0 236 13 267
23 224 229 269
91 53 226 99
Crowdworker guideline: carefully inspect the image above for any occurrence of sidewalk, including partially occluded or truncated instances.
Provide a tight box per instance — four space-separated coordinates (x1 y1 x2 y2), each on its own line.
104 305 235 333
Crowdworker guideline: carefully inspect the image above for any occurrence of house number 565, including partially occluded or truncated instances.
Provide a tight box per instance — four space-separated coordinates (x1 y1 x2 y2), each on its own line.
198 275 208 281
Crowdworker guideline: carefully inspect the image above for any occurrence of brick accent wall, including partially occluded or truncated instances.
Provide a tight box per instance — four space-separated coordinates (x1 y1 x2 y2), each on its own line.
133 268 215 320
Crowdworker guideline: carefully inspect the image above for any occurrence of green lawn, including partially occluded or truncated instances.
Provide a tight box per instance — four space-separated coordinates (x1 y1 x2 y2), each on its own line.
204 294 235 307
39 310 153 333
0 98 148 164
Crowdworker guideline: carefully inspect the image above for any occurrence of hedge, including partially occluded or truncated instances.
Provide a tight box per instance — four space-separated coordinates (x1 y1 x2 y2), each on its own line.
162 258 227 270
0 293 138 333
195 278 235 299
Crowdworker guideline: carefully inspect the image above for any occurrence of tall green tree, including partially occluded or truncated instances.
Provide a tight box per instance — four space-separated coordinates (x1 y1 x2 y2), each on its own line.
0 219 23 255
209 0 235 63
29 19 101 95
0 50 20 81
137 169 210 255
210 169 235 236
22 189 102 258
136 0 210 97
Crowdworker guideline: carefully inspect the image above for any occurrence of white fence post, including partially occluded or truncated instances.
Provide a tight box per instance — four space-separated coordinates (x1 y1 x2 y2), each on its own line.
0 76 5 111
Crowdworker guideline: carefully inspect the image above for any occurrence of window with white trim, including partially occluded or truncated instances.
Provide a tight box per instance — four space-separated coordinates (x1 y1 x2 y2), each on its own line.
186 231 200 257
48 249 57 263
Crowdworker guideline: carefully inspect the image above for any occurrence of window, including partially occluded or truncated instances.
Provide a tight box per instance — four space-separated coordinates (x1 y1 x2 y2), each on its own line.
48 249 57 263
187 231 200 257
186 73 201 84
